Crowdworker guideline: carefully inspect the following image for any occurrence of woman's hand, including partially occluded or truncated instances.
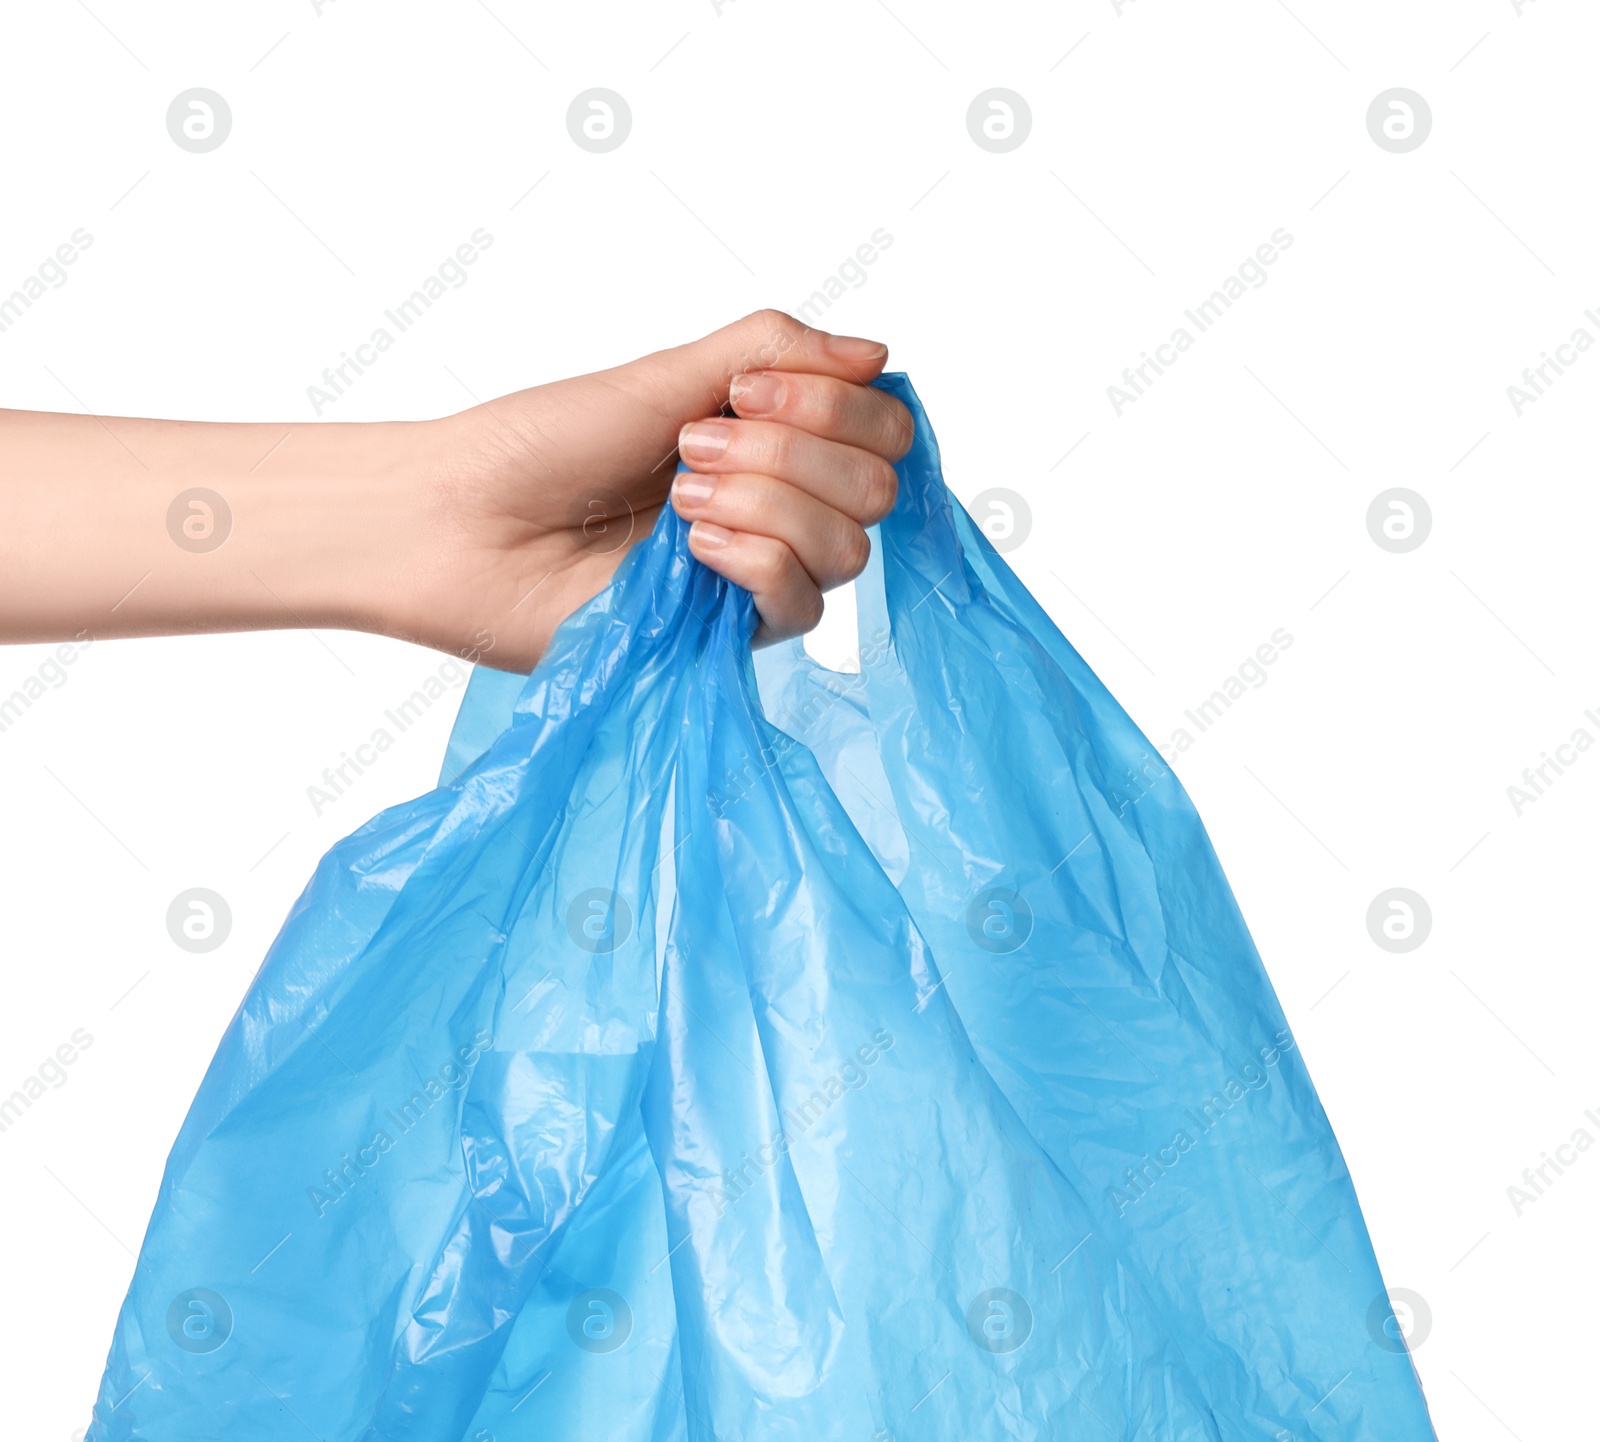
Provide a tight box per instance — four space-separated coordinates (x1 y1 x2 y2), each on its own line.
0 310 914 673
402 310 914 668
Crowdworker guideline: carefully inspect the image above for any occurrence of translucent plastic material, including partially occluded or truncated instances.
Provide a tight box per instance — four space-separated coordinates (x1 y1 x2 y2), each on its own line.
90 375 1435 1440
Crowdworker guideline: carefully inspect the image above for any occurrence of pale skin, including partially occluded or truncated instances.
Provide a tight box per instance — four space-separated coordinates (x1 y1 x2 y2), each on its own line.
0 310 913 671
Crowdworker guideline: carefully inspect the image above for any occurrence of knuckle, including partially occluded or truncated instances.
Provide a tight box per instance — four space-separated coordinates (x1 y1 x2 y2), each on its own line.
873 397 915 460
750 536 792 589
742 309 801 368
858 457 899 522
836 525 872 579
755 423 796 475
810 379 853 435
797 586 826 633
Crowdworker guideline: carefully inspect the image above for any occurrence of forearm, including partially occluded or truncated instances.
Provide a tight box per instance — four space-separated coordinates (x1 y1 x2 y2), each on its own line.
0 408 434 647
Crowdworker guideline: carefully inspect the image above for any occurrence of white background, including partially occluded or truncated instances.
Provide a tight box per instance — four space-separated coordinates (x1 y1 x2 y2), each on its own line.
0 1 1593 1437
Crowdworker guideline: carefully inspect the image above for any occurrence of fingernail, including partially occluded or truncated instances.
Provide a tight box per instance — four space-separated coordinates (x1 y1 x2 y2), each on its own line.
679 421 731 464
673 472 715 505
691 521 732 550
730 372 785 414
824 334 888 363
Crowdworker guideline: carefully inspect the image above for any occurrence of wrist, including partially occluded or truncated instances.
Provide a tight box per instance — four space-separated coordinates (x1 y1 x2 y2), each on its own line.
269 418 443 641
111 415 445 647
157 417 441 645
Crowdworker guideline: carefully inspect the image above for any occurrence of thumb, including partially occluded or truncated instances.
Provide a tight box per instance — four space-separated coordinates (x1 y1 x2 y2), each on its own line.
610 309 890 430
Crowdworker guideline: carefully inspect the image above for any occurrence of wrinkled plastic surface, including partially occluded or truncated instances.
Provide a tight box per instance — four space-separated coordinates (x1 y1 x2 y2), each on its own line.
90 376 1435 1440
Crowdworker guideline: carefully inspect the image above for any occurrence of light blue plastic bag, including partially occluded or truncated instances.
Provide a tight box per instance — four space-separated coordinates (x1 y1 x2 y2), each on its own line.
90 375 1435 1440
